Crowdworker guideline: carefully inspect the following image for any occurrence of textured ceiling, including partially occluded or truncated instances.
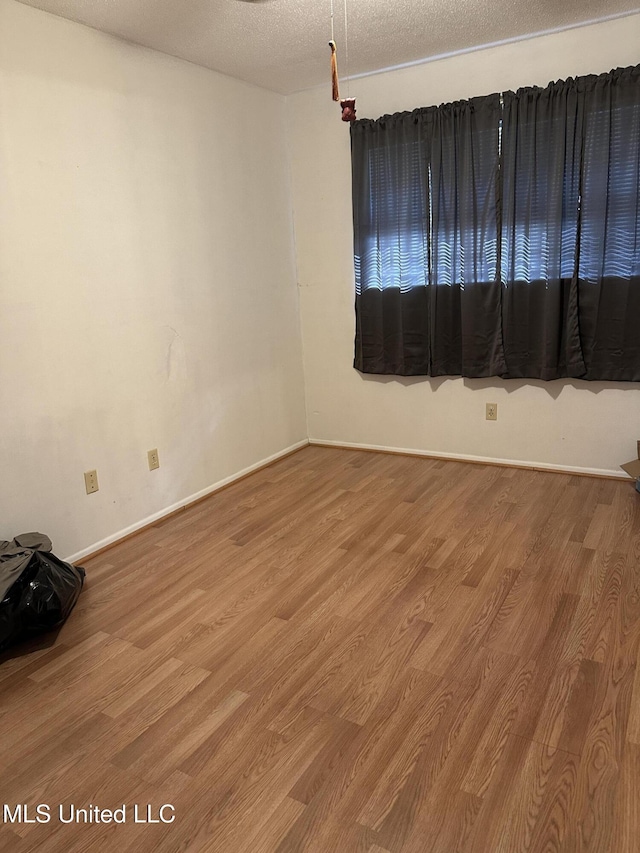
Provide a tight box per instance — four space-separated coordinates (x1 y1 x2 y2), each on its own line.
15 0 640 94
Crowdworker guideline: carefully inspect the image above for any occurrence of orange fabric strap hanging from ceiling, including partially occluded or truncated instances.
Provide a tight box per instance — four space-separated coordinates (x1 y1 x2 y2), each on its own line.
329 0 356 121
329 0 340 101
329 40 340 101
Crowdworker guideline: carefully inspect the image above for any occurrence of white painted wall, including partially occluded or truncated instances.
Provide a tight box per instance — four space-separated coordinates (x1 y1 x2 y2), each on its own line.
0 0 307 559
288 14 640 478
1 4 638 565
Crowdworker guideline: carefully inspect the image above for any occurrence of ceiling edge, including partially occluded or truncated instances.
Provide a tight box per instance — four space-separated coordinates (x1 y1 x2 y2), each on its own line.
288 8 640 96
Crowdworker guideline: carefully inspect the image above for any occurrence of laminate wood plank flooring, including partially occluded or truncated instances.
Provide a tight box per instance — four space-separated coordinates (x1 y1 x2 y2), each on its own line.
1 445 638 852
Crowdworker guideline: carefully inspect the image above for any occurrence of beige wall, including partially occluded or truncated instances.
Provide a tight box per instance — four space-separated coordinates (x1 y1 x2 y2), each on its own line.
0 0 306 559
288 14 640 477
1 3 639 562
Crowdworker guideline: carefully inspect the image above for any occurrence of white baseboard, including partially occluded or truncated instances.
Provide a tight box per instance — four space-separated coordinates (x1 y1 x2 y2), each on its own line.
309 438 628 481
66 436 629 562
66 439 309 563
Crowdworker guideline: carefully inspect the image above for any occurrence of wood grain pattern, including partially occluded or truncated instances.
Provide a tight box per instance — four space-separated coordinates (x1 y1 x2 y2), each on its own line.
0 445 637 852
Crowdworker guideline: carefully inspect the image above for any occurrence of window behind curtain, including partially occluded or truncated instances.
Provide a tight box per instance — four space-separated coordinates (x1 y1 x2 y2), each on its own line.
351 65 640 381
353 116 429 296
579 94 640 284
430 98 502 290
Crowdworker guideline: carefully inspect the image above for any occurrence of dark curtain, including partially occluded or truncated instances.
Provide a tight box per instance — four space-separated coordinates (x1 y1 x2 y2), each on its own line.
352 97 506 376
351 64 640 382
429 95 506 377
500 83 585 379
352 109 431 374
577 66 640 380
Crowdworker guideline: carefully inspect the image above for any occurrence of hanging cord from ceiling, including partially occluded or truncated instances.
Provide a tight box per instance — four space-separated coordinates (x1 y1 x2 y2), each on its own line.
329 0 356 121
340 0 356 122
343 0 349 99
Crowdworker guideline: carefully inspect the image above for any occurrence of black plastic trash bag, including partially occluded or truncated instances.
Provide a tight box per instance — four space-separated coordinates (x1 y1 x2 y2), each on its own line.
0 533 85 653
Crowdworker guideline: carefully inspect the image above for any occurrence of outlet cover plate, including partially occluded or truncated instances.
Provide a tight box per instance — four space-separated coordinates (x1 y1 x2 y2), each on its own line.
84 470 99 494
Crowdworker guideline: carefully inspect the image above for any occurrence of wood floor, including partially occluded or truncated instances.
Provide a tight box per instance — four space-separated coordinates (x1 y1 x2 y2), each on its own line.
1 446 639 853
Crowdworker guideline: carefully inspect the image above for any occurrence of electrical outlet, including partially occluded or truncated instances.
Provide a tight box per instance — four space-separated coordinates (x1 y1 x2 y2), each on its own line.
486 403 498 421
84 470 99 494
148 448 160 471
